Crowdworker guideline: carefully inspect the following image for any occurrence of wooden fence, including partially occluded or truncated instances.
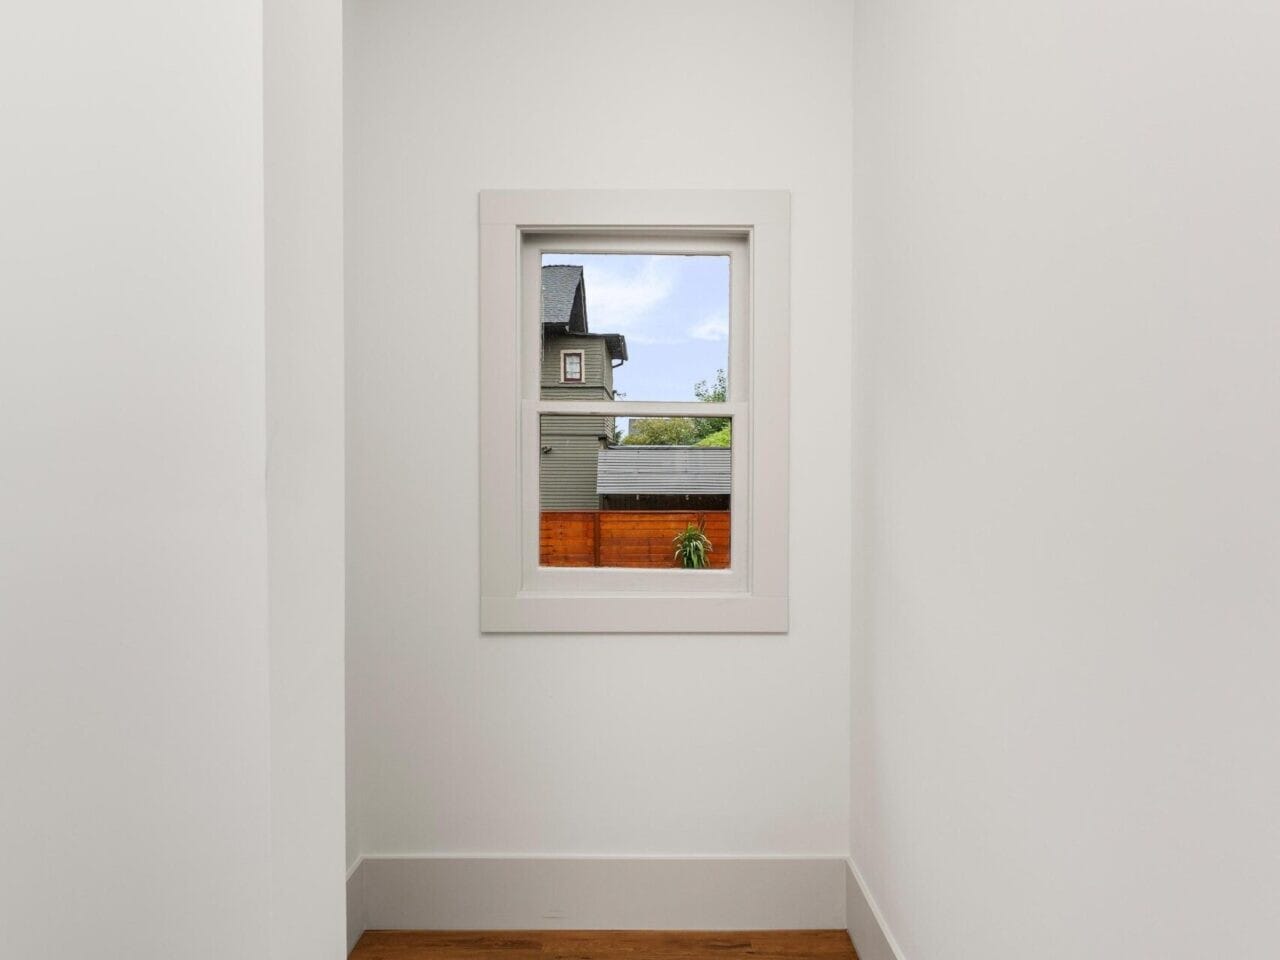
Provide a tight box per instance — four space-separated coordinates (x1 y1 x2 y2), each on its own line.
540 510 731 568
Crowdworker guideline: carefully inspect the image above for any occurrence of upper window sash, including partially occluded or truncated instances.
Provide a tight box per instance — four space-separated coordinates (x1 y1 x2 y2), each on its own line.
521 233 749 407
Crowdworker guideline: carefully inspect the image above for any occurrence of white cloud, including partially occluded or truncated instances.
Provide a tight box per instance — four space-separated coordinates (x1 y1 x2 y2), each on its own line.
583 256 677 331
688 314 729 342
626 333 687 346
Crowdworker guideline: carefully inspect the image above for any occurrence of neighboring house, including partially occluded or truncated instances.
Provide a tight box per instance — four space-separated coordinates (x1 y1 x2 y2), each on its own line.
539 264 731 512
539 265 627 510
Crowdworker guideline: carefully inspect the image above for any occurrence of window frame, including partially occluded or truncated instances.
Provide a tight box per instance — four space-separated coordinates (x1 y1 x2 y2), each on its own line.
480 190 789 634
559 349 584 383
526 234 748 597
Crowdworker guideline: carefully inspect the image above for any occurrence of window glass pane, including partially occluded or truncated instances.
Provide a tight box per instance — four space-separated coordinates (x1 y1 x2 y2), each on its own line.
539 414 731 569
540 253 729 403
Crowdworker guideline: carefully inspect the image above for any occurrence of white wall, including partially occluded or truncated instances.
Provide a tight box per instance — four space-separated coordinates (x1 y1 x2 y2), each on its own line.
345 0 853 859
851 2 1280 958
0 3 273 955
265 1 347 957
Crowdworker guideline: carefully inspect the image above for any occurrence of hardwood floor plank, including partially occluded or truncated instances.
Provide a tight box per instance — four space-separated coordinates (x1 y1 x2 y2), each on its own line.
350 930 857 960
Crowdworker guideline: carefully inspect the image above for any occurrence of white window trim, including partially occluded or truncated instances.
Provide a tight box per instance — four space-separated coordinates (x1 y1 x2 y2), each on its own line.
479 190 789 633
559 349 584 383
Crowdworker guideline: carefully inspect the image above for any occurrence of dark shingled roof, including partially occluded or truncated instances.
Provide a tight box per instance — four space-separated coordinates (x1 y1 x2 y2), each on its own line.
541 265 588 334
541 264 628 362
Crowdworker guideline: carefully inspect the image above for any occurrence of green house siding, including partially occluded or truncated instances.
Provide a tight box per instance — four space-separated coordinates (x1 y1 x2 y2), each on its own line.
539 404 614 510
541 334 614 395
539 330 620 510
539 432 606 510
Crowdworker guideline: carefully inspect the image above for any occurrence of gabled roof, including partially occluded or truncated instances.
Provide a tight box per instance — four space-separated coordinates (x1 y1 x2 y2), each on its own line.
596 446 731 496
541 265 588 334
541 264 628 361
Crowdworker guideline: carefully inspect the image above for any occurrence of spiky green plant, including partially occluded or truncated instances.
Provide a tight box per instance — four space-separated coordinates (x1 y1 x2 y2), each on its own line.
673 521 713 569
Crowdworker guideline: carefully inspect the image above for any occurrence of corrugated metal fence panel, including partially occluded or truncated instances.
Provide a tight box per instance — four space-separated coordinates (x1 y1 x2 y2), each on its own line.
539 511 731 568
596 446 731 495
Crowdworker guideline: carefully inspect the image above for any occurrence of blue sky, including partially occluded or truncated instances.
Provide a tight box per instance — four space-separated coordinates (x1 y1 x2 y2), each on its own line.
542 253 729 402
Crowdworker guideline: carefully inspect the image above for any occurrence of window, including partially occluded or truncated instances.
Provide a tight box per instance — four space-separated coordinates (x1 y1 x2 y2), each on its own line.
480 191 789 633
560 350 584 382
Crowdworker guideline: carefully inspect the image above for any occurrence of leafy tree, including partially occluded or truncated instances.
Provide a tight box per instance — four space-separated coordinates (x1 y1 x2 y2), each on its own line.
618 370 732 446
695 426 731 447
622 417 697 446
692 369 729 441
693 369 726 403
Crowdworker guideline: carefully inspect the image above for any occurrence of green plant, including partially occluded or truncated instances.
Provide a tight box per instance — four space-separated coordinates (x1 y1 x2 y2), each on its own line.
692 368 729 440
695 425 731 447
622 417 698 446
673 521 713 568
619 371 733 447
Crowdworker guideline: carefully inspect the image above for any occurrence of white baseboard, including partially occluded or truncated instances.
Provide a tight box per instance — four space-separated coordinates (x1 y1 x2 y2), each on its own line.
347 858 366 954
844 858 906 960
350 856 846 932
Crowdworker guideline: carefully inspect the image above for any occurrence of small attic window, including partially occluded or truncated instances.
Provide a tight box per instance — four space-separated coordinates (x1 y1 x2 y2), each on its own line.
561 351 584 382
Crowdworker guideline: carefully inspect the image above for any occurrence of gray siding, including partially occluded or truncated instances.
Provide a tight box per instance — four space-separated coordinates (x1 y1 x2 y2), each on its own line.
541 333 614 394
541 413 614 437
541 385 611 402
540 330 617 509
539 432 604 510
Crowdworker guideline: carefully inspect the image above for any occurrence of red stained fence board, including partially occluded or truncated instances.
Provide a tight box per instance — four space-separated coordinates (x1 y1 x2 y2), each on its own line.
540 510 730 568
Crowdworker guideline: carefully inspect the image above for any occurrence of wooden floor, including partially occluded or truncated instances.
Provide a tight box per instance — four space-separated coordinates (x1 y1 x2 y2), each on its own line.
350 930 857 959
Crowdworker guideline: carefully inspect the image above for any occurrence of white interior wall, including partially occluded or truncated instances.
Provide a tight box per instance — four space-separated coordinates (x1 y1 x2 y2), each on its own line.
265 1 347 957
1 3 274 955
851 2 1280 958
14 2 1270 952
345 0 853 862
